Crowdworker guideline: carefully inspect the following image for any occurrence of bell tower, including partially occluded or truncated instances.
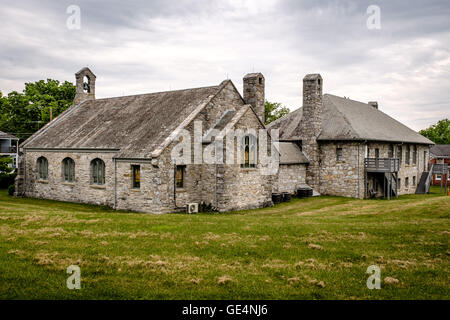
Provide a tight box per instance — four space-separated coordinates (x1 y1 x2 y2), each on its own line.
74 67 96 105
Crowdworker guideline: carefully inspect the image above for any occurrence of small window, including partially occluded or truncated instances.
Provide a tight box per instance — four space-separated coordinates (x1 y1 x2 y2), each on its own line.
413 145 417 164
413 176 416 185
258 77 262 84
241 134 257 168
176 165 185 188
405 177 409 187
397 146 403 164
375 148 379 159
37 157 48 180
91 158 105 185
405 145 410 165
436 174 442 181
388 144 394 158
336 147 343 161
398 178 401 189
132 165 140 189
62 157 75 182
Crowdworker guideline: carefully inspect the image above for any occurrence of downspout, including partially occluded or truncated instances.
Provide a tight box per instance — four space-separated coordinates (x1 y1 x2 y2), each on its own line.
24 148 27 194
357 142 360 198
113 158 117 209
215 163 218 209
173 163 177 207
16 140 19 169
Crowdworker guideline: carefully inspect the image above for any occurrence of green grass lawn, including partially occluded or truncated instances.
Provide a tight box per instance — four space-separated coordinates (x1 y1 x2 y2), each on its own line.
0 187 449 299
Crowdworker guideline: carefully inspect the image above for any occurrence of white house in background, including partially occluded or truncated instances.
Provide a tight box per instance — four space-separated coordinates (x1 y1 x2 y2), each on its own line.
0 131 19 170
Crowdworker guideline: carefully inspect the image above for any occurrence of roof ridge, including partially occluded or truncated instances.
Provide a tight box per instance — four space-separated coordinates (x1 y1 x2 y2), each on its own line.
95 84 221 102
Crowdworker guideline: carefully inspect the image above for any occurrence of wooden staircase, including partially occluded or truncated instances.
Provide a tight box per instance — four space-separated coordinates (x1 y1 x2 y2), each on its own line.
415 165 433 194
384 172 398 199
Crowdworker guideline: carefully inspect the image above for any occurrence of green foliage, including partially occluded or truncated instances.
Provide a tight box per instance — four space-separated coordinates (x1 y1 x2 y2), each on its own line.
264 101 290 125
7 184 15 196
0 79 75 140
0 157 13 174
419 119 450 144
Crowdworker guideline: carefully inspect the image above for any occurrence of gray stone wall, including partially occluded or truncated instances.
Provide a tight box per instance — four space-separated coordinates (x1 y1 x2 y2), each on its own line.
273 164 306 194
215 108 273 212
23 150 115 206
319 142 364 198
317 141 430 198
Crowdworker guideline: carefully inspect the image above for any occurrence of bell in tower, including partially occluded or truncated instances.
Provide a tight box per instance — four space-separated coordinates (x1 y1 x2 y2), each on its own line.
74 67 96 105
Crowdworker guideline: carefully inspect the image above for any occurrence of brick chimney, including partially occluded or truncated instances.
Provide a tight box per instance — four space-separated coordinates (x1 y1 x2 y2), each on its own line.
74 67 96 105
243 73 265 124
299 73 323 191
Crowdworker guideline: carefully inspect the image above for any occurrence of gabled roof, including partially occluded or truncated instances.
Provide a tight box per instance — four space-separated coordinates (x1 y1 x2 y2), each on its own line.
278 142 309 164
0 131 18 140
268 94 434 145
430 144 450 158
22 84 222 158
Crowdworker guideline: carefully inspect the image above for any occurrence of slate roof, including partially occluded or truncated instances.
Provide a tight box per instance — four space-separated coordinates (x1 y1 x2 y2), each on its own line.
268 94 433 145
0 131 18 140
430 144 450 158
22 85 222 158
278 142 309 164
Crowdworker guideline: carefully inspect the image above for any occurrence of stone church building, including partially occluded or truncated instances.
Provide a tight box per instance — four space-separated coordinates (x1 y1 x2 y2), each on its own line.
15 68 433 213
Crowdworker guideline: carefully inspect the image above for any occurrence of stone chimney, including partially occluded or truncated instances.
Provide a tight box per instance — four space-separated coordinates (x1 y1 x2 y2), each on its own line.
299 73 323 191
368 101 378 109
243 73 265 124
74 67 96 105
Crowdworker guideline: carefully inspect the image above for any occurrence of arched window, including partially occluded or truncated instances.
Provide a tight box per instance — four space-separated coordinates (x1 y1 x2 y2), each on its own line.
37 157 48 180
62 157 75 182
241 134 257 168
91 158 105 185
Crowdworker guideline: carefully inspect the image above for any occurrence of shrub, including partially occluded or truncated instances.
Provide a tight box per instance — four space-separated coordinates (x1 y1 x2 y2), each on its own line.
0 173 17 189
8 184 15 196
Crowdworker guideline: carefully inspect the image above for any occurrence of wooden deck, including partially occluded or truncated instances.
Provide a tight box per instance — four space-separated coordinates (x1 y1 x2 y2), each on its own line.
364 158 399 173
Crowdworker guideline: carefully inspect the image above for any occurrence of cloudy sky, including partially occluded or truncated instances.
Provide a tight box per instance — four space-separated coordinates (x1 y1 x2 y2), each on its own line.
1 0 449 130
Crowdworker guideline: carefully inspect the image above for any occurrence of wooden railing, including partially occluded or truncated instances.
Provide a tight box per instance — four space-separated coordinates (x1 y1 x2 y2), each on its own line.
432 163 448 174
364 158 400 173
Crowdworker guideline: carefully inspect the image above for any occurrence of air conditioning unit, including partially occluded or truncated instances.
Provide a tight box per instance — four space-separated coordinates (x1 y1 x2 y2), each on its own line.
186 203 198 214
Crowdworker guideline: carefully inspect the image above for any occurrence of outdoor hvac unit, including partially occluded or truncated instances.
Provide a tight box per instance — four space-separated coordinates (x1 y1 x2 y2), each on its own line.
186 203 198 214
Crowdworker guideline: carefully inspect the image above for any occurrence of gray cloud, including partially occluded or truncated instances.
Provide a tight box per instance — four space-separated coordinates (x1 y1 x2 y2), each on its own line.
0 0 449 130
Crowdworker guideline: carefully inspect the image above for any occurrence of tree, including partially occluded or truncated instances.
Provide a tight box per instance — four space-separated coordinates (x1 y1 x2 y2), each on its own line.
264 101 290 125
0 79 76 140
419 119 450 144
0 157 13 174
